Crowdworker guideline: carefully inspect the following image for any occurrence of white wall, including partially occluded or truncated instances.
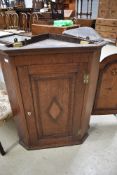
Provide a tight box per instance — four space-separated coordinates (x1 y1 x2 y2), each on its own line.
25 0 32 8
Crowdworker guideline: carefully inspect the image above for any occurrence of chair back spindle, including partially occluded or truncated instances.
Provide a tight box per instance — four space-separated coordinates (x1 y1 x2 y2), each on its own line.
77 0 93 18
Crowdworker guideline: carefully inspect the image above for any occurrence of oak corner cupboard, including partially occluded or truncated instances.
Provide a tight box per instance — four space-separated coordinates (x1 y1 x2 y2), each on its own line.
0 34 104 150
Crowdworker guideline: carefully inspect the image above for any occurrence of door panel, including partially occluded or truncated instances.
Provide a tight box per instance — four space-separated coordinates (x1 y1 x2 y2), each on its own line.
17 63 86 144
31 74 75 138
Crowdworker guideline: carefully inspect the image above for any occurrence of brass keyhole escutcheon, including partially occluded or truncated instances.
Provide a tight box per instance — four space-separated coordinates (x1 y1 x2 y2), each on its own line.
27 112 32 117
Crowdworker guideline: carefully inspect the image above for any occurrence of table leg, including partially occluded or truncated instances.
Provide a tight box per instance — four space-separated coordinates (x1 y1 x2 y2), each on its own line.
0 142 6 156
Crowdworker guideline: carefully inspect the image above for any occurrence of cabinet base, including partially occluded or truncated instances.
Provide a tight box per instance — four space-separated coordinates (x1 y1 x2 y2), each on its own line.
19 133 88 150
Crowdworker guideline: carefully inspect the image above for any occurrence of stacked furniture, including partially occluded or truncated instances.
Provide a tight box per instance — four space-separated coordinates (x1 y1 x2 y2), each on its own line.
96 0 117 40
0 12 6 29
96 18 117 40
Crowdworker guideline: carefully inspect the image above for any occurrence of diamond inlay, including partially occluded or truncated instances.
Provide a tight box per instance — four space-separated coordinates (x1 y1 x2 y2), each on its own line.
48 98 63 121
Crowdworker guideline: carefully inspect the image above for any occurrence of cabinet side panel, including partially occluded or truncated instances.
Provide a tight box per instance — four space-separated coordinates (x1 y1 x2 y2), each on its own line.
1 57 29 145
80 50 100 138
72 62 88 138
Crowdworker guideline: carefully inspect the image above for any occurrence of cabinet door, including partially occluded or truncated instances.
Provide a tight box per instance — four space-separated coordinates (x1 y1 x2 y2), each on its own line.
17 63 86 147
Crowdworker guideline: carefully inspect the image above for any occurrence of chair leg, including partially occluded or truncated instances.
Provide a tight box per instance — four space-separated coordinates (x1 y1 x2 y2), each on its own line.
0 142 6 156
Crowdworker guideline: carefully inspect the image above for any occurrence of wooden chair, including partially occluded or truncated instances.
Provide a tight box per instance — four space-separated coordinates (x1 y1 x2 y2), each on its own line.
33 0 44 10
0 12 6 29
27 12 31 32
19 12 28 31
5 12 19 29
19 12 37 32
11 13 19 29
76 0 93 18
31 12 39 24
29 12 39 31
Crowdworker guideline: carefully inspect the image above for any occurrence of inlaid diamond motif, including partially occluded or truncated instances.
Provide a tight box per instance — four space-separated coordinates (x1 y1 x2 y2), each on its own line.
48 98 63 121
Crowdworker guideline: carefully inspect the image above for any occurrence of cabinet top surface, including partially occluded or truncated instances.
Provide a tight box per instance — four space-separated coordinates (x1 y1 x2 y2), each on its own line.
0 33 106 55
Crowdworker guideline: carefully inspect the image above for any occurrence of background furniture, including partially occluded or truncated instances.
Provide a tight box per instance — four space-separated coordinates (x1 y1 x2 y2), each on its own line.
96 0 117 40
93 54 117 115
74 18 96 28
5 11 19 29
32 24 79 35
64 0 75 11
96 18 117 40
0 12 6 29
76 0 93 18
